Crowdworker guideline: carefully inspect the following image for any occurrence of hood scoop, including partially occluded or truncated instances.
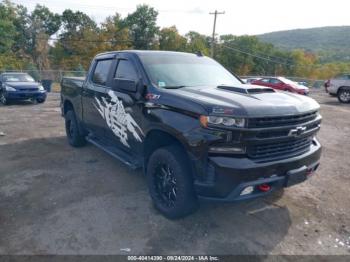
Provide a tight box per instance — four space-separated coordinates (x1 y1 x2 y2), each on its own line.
217 85 275 94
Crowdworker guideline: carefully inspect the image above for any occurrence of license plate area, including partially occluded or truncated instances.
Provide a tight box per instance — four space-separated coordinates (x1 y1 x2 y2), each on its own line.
286 166 308 187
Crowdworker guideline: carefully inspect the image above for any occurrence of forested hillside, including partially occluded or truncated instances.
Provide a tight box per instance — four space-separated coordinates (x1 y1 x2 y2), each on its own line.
258 26 350 62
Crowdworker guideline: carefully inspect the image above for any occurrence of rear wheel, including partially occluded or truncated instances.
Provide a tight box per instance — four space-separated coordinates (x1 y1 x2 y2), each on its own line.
65 110 86 147
338 87 350 103
147 145 198 219
0 92 7 105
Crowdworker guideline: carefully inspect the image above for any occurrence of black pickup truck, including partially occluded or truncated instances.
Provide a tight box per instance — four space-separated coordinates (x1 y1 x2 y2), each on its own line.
61 51 322 218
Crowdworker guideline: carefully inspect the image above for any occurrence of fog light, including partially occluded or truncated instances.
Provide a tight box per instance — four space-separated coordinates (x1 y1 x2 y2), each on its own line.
209 146 246 154
240 186 254 196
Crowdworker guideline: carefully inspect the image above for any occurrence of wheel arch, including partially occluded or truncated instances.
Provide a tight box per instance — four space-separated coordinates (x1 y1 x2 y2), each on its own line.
63 99 74 115
337 86 350 93
62 98 87 136
143 129 191 174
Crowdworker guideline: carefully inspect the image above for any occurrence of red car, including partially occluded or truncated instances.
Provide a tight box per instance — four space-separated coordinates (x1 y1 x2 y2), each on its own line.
251 77 309 95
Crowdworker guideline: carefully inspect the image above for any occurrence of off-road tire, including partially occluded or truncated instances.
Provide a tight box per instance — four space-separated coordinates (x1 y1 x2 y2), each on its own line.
65 110 86 147
147 145 198 219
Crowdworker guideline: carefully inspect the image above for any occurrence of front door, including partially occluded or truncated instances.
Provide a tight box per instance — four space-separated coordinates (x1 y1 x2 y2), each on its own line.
269 78 284 91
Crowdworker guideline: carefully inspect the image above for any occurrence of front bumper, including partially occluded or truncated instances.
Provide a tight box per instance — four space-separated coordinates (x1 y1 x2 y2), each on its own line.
194 139 321 202
296 89 309 95
5 90 47 100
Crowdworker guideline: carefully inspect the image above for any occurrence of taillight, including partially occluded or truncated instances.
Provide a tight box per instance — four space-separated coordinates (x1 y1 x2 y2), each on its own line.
325 80 330 88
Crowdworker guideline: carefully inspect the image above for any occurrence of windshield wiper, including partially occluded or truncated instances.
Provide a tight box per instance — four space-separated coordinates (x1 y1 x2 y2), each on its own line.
162 85 187 89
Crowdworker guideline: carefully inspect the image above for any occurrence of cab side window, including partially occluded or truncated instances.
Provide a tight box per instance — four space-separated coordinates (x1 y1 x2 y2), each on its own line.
115 60 138 81
270 78 281 84
92 59 113 86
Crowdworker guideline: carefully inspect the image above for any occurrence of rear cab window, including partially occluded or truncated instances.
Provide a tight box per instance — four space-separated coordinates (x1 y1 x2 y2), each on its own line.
334 74 350 80
92 59 113 86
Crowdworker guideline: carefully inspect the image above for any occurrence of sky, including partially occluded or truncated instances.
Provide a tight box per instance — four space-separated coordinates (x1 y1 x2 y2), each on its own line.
12 0 350 36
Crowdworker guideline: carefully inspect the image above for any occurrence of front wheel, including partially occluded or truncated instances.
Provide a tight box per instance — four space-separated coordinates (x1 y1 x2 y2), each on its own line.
147 145 198 219
0 92 8 105
36 98 46 103
65 110 86 147
338 88 350 103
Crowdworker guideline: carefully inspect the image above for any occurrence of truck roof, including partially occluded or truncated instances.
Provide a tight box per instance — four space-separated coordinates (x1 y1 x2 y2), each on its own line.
95 50 202 59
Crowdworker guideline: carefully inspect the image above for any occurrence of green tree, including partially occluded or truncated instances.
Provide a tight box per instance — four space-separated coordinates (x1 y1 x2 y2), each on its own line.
185 31 210 55
0 1 16 53
100 13 132 51
159 26 187 51
31 5 61 36
60 9 96 38
124 4 159 49
53 9 98 69
29 5 61 70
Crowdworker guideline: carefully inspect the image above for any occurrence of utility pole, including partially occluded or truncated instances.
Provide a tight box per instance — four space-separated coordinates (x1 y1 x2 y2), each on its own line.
209 10 225 58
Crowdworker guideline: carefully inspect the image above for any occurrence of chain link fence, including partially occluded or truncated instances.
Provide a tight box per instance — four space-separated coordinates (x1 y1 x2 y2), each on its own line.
1 70 326 92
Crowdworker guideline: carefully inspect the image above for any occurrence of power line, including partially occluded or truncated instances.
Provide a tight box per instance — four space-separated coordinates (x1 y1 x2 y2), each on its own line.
12 0 206 14
221 44 293 66
220 41 295 64
221 44 322 70
209 10 225 58
42 37 133 44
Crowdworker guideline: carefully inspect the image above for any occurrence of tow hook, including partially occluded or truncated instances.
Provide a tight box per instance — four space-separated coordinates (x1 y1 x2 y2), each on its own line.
257 183 271 192
307 163 320 177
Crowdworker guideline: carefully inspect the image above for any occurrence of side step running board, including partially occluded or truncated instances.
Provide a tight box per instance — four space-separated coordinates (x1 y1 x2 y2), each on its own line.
86 136 142 170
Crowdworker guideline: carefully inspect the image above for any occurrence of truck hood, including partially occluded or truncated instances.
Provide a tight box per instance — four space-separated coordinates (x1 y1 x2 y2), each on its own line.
165 84 320 117
5 82 40 90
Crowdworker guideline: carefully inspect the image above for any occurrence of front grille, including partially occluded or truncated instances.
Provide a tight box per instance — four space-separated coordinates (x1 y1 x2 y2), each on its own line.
248 111 318 128
247 136 313 161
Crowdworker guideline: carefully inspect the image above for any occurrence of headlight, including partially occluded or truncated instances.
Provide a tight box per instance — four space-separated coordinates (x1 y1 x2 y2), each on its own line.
200 115 246 128
38 85 45 91
4 85 16 91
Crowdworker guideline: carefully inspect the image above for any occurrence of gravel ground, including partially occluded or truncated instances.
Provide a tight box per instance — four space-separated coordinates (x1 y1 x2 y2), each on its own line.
0 90 349 255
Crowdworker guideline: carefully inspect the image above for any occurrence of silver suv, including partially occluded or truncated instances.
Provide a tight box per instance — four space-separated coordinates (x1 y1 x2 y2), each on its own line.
325 74 350 103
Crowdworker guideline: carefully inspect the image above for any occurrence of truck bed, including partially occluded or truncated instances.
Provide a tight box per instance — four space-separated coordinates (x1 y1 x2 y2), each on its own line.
61 77 85 89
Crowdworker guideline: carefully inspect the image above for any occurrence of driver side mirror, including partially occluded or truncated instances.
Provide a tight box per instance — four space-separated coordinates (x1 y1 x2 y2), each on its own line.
112 78 137 93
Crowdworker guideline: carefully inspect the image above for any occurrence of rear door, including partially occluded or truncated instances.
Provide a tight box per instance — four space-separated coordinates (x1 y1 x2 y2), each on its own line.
103 53 145 156
82 58 114 138
257 78 272 87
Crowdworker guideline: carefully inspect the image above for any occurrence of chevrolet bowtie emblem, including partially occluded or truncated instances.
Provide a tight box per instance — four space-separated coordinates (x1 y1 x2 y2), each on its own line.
288 126 307 137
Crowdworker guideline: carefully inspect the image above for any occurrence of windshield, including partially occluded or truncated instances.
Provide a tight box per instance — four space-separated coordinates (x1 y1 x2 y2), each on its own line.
139 52 242 88
279 77 298 86
2 74 35 82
